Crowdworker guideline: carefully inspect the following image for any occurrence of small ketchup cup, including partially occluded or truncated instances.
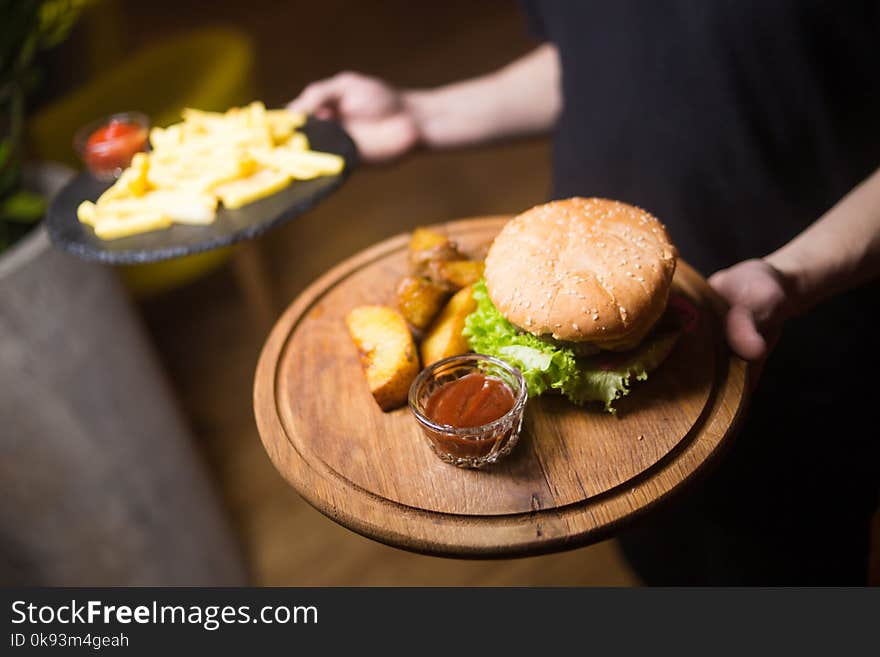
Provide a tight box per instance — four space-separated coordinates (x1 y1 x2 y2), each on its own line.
408 354 527 468
74 111 150 181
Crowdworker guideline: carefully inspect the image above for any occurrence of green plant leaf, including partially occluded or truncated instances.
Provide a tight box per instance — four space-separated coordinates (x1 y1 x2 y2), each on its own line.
0 160 21 198
1 190 46 223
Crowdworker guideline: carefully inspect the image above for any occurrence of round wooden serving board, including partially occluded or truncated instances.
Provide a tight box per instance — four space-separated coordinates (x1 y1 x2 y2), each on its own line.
254 216 749 558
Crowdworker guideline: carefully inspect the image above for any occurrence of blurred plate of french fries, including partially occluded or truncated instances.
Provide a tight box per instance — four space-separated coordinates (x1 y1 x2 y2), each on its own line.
46 102 357 264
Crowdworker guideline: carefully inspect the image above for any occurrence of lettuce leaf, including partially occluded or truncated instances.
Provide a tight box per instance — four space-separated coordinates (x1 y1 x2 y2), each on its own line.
463 280 679 412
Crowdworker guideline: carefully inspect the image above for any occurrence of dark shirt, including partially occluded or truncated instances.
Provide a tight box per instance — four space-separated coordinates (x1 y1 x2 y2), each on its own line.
524 0 880 272
523 0 880 583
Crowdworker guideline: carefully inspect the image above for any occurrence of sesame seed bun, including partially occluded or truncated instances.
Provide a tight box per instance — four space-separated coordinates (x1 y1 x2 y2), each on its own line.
483 197 677 351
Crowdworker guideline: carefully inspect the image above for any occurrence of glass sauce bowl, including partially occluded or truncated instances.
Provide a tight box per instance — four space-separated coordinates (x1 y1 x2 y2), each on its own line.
408 354 527 468
73 111 150 181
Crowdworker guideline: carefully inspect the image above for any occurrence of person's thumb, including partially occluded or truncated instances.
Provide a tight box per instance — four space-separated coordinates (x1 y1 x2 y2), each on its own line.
345 113 420 163
725 304 768 361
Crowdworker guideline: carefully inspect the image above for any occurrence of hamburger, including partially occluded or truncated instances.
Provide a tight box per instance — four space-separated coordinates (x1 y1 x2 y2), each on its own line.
463 197 685 412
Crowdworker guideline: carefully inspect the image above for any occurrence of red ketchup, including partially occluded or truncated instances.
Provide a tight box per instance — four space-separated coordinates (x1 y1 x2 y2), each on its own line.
82 119 148 179
425 372 515 428
422 372 516 460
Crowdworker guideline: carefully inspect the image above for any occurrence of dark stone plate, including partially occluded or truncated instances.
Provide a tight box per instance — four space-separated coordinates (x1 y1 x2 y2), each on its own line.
46 118 358 264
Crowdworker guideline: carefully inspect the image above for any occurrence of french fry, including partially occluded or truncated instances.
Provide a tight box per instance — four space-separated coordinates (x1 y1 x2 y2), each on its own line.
214 168 291 209
93 207 172 240
138 190 218 225
148 152 257 193
251 146 345 180
149 124 183 150
77 201 98 226
284 132 310 151
266 109 306 143
97 153 150 203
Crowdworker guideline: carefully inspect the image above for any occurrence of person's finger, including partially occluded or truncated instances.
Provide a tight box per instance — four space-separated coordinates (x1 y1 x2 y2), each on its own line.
313 106 336 120
287 72 365 114
725 304 768 361
287 80 339 114
707 269 728 291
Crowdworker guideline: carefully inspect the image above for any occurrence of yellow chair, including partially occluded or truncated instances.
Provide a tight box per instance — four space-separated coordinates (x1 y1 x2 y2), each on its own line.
29 27 256 296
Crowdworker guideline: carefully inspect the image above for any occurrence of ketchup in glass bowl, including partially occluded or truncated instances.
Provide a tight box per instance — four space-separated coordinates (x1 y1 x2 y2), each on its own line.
74 111 150 181
408 354 527 468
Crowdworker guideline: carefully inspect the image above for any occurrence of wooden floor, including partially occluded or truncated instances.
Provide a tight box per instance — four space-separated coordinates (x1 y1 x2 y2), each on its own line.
130 1 639 585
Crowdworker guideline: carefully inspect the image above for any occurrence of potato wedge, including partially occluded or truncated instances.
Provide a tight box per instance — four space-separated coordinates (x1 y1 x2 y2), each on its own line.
438 259 484 289
420 285 478 366
395 276 449 330
408 227 471 288
409 227 450 252
346 305 421 411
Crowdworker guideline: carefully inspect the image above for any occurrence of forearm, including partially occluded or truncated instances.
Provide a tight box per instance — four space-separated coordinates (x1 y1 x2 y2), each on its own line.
402 44 561 148
766 167 880 313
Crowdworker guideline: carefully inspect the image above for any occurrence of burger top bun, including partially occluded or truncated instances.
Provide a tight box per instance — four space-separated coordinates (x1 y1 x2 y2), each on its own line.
484 197 677 350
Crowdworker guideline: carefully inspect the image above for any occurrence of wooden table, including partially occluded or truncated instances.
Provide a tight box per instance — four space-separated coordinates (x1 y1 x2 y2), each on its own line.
254 217 749 558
